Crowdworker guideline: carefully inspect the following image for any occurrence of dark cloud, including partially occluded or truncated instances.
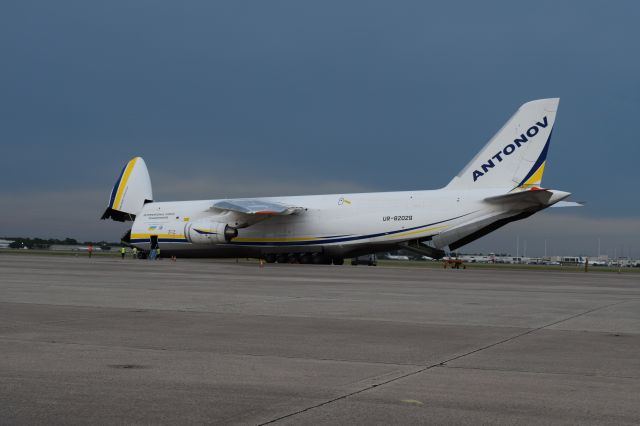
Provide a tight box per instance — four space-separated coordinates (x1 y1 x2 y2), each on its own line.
1 1 638 251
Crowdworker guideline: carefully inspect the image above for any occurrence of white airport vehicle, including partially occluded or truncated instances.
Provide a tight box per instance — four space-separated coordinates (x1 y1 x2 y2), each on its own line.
102 98 580 264
560 256 587 265
351 254 378 266
384 253 411 261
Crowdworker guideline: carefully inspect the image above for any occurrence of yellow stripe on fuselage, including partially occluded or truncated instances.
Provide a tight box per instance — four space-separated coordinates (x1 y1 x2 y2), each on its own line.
131 233 186 240
232 236 323 243
385 225 448 239
113 157 139 210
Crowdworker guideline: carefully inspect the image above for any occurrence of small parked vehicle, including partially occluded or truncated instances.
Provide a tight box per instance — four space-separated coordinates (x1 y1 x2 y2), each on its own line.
351 254 377 266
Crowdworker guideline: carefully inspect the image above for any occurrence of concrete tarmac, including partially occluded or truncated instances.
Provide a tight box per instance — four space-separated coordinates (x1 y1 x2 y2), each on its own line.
1 255 639 425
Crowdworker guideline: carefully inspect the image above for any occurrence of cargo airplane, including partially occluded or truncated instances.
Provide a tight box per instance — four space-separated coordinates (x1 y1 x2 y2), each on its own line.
102 98 580 264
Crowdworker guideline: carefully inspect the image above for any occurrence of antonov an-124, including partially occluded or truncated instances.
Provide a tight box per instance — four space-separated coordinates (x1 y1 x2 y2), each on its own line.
102 98 580 264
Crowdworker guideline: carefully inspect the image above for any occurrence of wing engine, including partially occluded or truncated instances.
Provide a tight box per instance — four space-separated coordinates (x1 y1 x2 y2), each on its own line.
186 222 238 244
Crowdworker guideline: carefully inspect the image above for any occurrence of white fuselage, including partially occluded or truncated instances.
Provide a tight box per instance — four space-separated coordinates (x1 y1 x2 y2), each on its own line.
107 99 572 259
128 188 522 258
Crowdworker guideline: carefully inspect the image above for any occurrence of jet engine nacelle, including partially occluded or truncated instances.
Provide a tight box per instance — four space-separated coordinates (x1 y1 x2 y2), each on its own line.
186 222 238 244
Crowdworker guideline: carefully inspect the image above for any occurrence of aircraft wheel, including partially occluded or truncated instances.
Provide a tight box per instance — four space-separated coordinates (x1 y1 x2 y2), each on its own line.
276 254 289 263
265 254 276 263
299 254 312 264
332 258 344 265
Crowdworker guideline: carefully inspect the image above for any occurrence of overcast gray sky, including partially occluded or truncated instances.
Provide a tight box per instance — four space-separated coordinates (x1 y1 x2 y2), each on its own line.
1 1 639 257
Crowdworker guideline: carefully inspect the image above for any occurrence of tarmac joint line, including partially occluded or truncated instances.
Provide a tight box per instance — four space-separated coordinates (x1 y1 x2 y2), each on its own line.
258 298 634 425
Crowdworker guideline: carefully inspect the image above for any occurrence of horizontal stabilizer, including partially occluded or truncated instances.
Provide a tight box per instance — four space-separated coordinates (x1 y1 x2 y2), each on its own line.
484 188 570 208
551 200 584 208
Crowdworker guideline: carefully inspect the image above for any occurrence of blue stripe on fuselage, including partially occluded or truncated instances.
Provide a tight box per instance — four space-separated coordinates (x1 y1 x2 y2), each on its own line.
229 212 475 246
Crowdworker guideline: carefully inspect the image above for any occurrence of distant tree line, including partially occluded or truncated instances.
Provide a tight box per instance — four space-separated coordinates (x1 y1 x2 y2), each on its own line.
3 237 119 250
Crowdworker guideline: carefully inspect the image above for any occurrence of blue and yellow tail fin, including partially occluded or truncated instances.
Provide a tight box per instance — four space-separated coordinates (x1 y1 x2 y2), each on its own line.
446 98 559 191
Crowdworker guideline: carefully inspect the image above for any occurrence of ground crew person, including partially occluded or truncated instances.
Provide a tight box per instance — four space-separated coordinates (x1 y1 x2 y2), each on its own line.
132 247 138 259
88 244 93 258
120 246 126 259
156 248 161 260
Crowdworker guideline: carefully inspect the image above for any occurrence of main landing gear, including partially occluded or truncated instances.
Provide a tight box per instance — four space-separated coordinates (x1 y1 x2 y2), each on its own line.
263 253 344 265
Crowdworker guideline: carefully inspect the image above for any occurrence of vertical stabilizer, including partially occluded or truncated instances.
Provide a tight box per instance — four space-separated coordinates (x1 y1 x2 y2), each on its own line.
446 98 559 190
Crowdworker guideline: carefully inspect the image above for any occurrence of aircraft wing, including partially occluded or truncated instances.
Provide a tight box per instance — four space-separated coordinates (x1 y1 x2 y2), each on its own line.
209 199 304 228
212 199 304 215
